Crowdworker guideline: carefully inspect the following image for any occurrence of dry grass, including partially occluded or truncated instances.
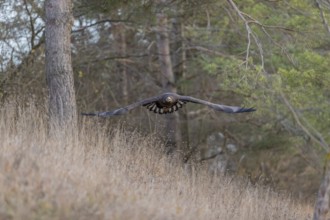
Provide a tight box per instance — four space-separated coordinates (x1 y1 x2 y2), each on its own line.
0 102 312 220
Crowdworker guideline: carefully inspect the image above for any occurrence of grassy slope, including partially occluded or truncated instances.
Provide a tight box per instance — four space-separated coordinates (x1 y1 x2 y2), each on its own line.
0 103 312 219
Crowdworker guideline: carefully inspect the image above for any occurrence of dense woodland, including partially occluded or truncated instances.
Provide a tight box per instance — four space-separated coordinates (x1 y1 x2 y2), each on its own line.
1 0 330 214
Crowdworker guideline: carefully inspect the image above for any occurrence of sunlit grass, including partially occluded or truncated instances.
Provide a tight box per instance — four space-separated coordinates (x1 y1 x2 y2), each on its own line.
0 102 312 219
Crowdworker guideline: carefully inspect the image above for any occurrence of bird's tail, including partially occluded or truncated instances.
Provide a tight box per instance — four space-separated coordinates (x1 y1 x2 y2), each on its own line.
81 112 98 116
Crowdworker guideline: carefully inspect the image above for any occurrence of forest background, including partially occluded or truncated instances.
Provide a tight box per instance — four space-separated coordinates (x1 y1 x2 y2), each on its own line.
1 0 330 207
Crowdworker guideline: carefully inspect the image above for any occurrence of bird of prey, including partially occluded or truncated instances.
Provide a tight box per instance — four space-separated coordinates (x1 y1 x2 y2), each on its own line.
81 92 256 117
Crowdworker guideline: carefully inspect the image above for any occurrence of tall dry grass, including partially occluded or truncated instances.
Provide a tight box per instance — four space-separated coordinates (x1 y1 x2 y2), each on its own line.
0 102 312 220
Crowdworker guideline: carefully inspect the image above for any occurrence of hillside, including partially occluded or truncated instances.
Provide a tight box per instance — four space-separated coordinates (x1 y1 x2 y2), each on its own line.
0 102 311 220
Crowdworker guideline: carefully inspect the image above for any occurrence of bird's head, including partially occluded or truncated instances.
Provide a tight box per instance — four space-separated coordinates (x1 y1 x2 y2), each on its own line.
164 96 174 104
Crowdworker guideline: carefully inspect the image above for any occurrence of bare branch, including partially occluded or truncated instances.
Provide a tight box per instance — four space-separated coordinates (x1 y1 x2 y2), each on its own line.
227 0 264 70
280 91 329 151
315 0 330 35
77 54 149 65
185 46 231 57
23 0 36 49
241 12 297 66
72 19 130 33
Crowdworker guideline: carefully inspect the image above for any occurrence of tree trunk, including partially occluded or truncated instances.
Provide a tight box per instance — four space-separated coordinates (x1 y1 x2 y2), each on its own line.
45 0 77 131
171 7 189 154
113 22 128 105
314 158 330 220
171 8 186 83
156 11 180 153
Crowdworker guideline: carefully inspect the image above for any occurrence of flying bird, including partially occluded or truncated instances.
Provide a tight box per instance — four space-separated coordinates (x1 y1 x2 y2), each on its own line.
81 92 256 117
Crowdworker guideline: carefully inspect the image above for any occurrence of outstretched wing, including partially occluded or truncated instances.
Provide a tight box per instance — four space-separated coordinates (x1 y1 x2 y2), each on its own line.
177 95 256 113
81 95 161 117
